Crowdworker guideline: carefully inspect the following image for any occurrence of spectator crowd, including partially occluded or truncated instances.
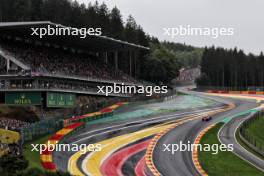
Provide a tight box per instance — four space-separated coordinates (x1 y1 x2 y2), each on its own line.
0 118 30 131
0 40 136 83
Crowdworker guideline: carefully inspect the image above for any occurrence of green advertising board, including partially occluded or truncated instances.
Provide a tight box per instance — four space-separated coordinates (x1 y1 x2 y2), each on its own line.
66 94 75 106
5 92 41 105
47 92 76 108
47 92 56 106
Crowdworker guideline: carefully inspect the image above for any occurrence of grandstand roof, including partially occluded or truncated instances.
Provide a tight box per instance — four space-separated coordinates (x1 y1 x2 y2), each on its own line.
0 21 149 52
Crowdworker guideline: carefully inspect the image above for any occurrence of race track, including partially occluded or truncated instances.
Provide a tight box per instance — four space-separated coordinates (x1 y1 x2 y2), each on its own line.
52 89 263 176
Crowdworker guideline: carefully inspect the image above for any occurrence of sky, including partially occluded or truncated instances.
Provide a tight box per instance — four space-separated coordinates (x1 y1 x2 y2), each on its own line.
77 0 264 54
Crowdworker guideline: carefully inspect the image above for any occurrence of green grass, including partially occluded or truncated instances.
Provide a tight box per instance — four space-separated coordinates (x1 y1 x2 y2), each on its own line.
236 130 264 160
246 116 264 147
199 123 263 176
23 135 51 170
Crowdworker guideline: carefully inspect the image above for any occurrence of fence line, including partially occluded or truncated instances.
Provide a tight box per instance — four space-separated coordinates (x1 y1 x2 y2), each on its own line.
239 111 264 157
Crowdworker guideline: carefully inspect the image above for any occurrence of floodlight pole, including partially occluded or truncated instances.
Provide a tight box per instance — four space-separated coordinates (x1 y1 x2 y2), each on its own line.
105 51 108 64
129 50 132 76
115 51 118 70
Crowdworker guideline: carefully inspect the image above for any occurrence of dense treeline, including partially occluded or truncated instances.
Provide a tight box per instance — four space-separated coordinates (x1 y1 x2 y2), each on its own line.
197 47 264 89
141 41 181 84
139 38 202 84
0 0 149 46
162 41 203 68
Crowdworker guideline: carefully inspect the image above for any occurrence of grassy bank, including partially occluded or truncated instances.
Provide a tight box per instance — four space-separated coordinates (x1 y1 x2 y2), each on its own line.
198 123 263 176
23 135 51 170
236 115 264 160
245 116 264 147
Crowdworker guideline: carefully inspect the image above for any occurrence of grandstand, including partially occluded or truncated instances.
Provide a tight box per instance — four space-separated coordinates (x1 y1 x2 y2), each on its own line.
0 21 149 110
0 21 151 144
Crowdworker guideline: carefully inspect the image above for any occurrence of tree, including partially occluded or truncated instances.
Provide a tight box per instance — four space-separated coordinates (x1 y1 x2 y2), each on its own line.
97 3 110 36
13 0 32 21
30 0 43 21
0 155 28 176
109 7 124 39
197 46 264 90
140 42 181 84
124 15 138 43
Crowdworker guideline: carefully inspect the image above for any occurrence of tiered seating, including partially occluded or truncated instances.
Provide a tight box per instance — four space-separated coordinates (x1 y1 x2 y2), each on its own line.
0 41 136 83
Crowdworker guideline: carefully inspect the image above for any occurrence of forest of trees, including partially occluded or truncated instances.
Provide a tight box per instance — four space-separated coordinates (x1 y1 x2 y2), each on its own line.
0 0 149 46
141 40 202 84
141 41 181 84
1 0 263 87
162 41 203 68
197 47 264 90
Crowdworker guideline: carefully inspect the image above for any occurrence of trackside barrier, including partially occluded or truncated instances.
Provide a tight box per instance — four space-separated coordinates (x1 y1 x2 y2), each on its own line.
40 102 127 171
21 118 63 142
238 110 264 157
206 90 264 95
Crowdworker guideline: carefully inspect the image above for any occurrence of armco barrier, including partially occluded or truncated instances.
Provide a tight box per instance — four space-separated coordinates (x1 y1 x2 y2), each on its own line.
207 90 264 95
40 102 127 171
238 110 264 157
21 117 63 142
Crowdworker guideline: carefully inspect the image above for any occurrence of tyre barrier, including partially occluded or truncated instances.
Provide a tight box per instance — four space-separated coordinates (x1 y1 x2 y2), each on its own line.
40 102 127 171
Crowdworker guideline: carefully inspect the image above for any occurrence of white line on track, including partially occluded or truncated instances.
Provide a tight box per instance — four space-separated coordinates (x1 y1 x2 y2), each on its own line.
71 106 225 144
73 110 224 176
217 114 264 172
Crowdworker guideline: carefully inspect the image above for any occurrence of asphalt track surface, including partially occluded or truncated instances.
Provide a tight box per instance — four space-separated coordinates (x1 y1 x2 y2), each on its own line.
152 97 258 176
219 113 264 172
69 107 224 176
52 90 262 176
53 104 225 172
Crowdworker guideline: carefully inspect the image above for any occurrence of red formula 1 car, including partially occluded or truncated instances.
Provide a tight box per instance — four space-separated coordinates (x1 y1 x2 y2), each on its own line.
202 116 212 122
